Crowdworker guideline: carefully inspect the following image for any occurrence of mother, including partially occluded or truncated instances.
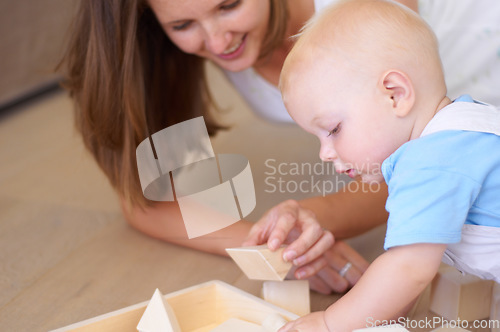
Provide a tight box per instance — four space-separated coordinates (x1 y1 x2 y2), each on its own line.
59 0 500 293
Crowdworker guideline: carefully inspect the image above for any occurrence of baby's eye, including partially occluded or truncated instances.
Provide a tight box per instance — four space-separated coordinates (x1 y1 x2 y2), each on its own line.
327 123 341 137
220 0 241 11
172 21 192 31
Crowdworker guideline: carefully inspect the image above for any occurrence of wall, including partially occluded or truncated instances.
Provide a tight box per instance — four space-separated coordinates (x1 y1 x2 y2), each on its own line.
0 0 78 108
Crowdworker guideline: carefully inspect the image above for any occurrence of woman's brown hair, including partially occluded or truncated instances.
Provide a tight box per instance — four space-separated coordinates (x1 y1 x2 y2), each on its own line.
58 0 288 208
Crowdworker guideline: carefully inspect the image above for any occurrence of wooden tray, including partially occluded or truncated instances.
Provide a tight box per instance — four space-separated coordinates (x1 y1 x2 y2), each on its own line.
51 280 299 331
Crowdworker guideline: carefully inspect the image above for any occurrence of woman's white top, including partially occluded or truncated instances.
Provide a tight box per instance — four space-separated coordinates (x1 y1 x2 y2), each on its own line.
223 0 500 123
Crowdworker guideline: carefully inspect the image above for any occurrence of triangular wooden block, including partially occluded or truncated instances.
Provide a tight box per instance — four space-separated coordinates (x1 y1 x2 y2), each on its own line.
226 245 292 281
137 288 181 332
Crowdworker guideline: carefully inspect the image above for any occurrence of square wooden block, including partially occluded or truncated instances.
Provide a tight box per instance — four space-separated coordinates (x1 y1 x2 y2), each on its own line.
226 245 292 281
430 267 494 321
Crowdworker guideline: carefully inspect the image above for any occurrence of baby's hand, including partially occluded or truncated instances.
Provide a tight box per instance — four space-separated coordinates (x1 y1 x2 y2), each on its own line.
278 311 330 332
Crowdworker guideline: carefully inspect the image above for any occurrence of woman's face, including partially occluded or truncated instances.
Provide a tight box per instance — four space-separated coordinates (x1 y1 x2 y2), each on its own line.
148 0 271 72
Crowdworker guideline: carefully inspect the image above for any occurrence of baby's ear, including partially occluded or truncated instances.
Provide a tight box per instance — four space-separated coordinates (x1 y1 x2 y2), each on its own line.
380 70 415 117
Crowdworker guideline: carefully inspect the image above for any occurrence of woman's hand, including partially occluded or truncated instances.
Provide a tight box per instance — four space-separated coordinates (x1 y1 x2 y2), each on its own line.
242 200 369 294
308 241 369 294
243 199 334 268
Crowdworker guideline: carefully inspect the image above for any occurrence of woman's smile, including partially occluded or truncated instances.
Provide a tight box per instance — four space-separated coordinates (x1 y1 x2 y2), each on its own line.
219 34 247 59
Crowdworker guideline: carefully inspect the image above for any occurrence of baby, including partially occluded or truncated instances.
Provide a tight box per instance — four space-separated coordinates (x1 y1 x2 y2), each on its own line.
279 0 500 330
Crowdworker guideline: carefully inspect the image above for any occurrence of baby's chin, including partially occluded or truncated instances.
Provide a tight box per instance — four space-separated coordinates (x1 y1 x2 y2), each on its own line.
360 173 385 185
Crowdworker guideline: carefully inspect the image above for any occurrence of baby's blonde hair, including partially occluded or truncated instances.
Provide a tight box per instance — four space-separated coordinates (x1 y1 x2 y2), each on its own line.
282 0 445 95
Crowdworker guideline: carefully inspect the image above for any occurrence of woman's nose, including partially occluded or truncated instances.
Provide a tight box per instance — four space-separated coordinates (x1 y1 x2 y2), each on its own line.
203 23 231 54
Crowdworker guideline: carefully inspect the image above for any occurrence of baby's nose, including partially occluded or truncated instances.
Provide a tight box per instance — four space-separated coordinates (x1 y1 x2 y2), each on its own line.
319 144 337 162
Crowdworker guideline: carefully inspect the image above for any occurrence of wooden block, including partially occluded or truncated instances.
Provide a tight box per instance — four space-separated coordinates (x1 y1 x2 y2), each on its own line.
429 267 494 321
261 280 310 316
261 313 288 332
226 245 292 281
353 323 409 331
137 288 181 332
210 318 264 332
491 282 500 332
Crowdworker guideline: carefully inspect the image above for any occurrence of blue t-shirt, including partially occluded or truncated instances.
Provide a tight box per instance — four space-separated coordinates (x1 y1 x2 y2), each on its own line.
381 107 500 250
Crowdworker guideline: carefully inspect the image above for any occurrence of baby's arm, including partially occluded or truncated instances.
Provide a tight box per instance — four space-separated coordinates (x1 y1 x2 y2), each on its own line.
279 243 446 332
324 243 446 331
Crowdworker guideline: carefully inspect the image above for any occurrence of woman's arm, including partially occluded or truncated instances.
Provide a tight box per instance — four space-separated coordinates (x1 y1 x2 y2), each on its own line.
121 199 253 256
122 183 389 257
121 198 334 269
299 182 389 239
247 181 389 248
121 197 369 293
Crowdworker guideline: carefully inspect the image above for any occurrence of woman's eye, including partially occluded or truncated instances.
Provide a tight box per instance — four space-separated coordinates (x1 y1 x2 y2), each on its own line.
327 123 341 137
220 0 241 11
172 21 192 31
